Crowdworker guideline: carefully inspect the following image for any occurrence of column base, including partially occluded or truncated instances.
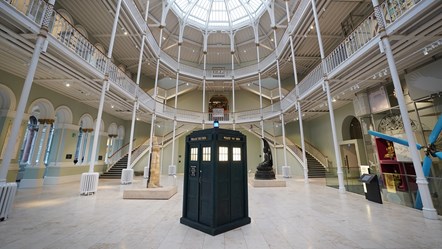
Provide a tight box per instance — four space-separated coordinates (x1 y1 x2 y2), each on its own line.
143 167 149 179
168 165 176 175
282 166 291 178
422 208 439 220
80 172 99 195
121 169 133 185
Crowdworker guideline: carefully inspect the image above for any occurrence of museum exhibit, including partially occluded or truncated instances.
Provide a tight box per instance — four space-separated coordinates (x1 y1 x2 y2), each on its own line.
0 0 441 248
181 127 250 235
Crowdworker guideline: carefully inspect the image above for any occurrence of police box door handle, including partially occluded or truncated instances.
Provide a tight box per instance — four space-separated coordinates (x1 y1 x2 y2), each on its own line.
199 170 202 183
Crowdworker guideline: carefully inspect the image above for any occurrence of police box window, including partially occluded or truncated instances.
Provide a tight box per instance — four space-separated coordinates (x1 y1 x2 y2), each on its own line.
233 147 241 161
219 147 228 161
203 147 211 161
190 147 198 161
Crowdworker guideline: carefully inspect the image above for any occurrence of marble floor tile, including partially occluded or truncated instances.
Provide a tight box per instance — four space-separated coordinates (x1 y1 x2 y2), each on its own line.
0 176 441 249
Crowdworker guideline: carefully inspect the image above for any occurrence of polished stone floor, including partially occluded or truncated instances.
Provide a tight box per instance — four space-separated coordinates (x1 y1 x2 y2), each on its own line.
1 176 441 249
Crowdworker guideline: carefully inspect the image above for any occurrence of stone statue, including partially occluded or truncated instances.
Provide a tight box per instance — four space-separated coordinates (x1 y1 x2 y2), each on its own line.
147 137 161 188
255 138 275 180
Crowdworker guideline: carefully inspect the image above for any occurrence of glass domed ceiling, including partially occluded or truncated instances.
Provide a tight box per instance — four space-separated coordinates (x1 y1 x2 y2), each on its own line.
171 0 268 31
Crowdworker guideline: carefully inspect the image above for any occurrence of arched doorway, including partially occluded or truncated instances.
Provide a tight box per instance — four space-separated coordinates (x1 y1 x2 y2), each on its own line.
340 115 365 194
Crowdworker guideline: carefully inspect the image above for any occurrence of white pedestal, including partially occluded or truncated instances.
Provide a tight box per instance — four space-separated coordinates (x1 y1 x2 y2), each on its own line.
168 165 176 175
250 179 286 187
121 169 134 185
123 186 177 200
282 166 291 178
143 167 149 179
79 172 99 195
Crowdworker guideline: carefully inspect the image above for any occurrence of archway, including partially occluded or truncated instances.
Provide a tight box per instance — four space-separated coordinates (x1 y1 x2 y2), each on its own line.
74 114 94 164
0 84 17 160
342 116 363 140
340 115 364 193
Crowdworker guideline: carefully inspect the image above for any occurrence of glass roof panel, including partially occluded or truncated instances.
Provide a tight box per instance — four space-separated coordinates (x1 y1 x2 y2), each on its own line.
171 0 268 31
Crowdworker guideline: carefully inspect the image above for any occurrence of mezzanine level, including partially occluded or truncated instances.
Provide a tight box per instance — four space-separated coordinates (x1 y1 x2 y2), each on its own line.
0 0 440 124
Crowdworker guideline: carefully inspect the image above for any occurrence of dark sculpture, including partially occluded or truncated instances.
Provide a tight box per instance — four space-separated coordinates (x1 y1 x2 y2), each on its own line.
255 138 275 179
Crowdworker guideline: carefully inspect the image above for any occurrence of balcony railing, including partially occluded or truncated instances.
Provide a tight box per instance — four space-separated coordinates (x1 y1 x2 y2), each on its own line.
3 0 424 124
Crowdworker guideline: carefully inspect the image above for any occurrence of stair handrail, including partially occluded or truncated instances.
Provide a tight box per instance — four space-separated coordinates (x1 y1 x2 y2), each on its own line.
107 138 137 166
296 141 329 170
129 138 150 167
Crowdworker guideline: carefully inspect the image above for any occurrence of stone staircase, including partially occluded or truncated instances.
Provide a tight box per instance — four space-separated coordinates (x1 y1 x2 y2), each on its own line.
306 152 326 178
100 155 128 179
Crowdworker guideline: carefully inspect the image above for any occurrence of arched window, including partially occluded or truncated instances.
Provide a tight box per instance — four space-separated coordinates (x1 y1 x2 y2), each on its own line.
43 122 55 165
74 125 83 165
19 116 38 164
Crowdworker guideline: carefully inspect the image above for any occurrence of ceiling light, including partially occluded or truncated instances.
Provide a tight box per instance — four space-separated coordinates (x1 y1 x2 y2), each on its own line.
65 83 70 87
247 83 250 86
192 49 195 53
186 83 189 86
162 37 166 40
270 38 273 41
243 50 246 53
111 105 114 108
136 118 139 121
124 31 128 35
423 48 428 55
310 25 314 30
332 97 336 102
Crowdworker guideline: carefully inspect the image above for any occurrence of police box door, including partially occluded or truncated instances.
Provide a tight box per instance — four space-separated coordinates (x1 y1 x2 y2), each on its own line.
185 142 213 225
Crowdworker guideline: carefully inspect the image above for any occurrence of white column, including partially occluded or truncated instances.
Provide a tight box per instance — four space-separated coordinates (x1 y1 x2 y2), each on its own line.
371 0 437 220
202 32 208 129
0 0 56 182
256 41 265 155
145 27 164 178
170 38 182 175
311 0 345 192
324 82 345 192
87 0 122 173
202 51 207 129
285 0 300 89
272 27 288 175
230 32 236 129
126 0 149 173
297 102 308 183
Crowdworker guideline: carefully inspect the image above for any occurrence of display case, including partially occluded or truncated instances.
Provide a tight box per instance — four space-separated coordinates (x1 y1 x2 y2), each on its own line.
374 138 416 191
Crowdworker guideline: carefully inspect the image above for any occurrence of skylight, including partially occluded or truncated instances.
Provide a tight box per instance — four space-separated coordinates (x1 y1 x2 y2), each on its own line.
171 0 268 31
